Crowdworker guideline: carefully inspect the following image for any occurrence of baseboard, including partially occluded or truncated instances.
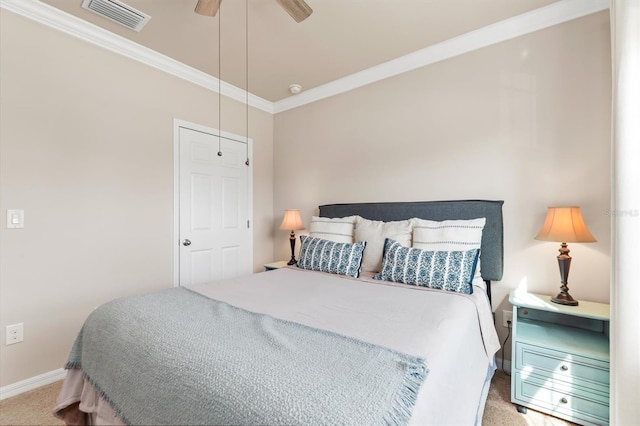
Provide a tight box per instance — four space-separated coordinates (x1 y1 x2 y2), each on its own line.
0 368 66 400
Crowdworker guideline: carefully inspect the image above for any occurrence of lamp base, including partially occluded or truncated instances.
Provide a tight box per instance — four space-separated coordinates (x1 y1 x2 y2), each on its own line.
287 230 297 266
551 244 578 306
551 291 579 306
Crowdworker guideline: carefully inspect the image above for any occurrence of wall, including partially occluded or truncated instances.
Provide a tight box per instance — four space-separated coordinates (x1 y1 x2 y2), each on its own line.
0 11 274 386
274 11 611 361
0 5 613 387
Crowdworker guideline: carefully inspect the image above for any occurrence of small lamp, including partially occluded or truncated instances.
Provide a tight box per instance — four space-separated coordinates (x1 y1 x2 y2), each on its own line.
280 209 305 265
535 206 597 306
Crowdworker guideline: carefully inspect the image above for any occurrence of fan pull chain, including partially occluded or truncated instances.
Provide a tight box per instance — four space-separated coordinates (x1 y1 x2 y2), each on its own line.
244 0 249 167
217 1 223 157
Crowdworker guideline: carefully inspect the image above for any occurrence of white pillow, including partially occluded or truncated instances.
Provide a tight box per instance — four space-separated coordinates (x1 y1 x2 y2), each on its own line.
411 217 486 282
309 216 356 243
355 217 412 273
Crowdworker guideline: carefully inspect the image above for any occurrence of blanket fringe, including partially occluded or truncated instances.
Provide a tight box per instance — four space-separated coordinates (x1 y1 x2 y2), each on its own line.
383 358 429 426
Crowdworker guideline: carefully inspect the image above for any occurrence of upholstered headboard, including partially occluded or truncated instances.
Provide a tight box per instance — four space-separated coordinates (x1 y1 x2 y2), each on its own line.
319 200 504 303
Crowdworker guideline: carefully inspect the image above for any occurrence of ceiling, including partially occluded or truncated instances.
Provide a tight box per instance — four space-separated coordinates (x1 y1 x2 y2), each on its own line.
38 0 562 103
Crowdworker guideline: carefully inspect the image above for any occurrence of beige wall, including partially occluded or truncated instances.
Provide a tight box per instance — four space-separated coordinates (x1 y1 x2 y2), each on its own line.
0 11 273 386
0 6 612 386
274 11 612 361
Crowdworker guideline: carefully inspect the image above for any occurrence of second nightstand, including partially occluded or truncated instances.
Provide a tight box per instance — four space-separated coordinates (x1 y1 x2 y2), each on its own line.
263 261 288 271
509 291 610 425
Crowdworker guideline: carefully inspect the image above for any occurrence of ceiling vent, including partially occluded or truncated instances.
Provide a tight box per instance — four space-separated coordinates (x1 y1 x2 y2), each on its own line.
81 0 151 32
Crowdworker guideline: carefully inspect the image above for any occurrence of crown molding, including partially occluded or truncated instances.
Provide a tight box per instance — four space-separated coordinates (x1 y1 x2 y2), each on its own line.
272 0 609 113
2 0 608 115
0 0 274 114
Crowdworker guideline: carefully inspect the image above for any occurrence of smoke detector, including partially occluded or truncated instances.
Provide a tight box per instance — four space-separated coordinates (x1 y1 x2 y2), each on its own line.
289 84 302 95
81 0 151 32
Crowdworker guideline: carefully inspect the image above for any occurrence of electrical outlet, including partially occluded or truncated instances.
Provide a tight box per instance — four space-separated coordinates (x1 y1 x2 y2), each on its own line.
502 310 513 328
6 323 24 345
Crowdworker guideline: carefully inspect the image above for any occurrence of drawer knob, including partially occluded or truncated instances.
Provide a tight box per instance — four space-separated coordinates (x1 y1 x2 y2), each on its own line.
560 365 569 371
560 397 568 404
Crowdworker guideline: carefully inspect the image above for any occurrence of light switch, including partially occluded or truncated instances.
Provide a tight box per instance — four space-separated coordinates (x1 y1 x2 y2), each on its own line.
7 210 24 229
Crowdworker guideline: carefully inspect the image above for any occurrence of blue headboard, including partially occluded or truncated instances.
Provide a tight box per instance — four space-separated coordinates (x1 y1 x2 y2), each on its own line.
319 200 504 304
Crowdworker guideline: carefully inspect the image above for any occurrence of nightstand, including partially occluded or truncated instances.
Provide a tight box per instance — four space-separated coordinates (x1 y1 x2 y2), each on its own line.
509 291 610 425
263 261 288 271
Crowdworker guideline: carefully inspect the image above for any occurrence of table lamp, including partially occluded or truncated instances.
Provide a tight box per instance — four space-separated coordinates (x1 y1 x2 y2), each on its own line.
280 209 305 265
535 206 596 306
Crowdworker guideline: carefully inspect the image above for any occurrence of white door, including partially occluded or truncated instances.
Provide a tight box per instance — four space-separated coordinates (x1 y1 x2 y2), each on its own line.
177 125 252 286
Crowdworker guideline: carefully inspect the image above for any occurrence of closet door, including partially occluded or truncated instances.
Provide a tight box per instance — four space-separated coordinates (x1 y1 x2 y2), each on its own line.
178 126 251 286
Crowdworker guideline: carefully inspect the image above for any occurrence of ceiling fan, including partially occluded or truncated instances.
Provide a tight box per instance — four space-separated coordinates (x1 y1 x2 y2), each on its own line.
195 0 313 23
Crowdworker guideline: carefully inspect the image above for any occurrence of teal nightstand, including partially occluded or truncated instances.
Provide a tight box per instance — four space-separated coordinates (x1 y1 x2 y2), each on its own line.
263 261 288 271
509 291 610 425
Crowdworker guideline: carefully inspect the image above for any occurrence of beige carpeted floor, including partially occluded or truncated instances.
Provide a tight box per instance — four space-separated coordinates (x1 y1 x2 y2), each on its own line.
0 370 574 425
0 380 64 426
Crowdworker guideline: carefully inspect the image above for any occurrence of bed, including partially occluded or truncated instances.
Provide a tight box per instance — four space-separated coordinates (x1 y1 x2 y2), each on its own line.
55 199 504 425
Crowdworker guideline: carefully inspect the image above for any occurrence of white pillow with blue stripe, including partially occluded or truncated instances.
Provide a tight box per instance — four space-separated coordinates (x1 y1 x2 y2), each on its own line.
374 238 480 294
411 217 486 287
309 216 356 243
297 235 366 278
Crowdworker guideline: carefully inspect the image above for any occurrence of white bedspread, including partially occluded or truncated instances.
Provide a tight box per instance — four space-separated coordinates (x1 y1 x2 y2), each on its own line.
56 266 499 425
189 266 499 425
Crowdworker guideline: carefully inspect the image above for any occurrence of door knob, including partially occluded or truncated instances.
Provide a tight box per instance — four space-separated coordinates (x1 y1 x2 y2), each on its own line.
182 239 191 246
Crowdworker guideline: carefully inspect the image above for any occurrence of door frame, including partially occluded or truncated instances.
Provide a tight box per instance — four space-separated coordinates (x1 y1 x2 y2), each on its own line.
172 118 253 287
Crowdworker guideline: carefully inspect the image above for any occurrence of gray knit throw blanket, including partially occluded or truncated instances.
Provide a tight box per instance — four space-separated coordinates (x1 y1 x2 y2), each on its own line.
65 287 428 425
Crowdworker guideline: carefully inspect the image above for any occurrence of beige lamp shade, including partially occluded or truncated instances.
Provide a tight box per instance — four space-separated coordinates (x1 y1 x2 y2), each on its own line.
535 207 596 243
280 209 305 231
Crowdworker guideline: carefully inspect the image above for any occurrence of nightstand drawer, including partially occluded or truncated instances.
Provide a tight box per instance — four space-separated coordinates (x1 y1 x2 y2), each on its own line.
514 372 609 425
516 342 609 386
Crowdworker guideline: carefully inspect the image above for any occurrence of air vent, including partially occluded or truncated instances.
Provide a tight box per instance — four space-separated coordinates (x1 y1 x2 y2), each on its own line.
81 0 151 32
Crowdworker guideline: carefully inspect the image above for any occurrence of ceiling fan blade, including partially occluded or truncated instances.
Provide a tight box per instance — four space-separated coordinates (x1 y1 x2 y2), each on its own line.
275 0 313 23
195 0 222 17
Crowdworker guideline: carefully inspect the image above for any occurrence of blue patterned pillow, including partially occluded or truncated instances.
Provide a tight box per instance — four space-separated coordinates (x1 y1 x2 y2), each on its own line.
374 238 479 294
296 236 366 278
